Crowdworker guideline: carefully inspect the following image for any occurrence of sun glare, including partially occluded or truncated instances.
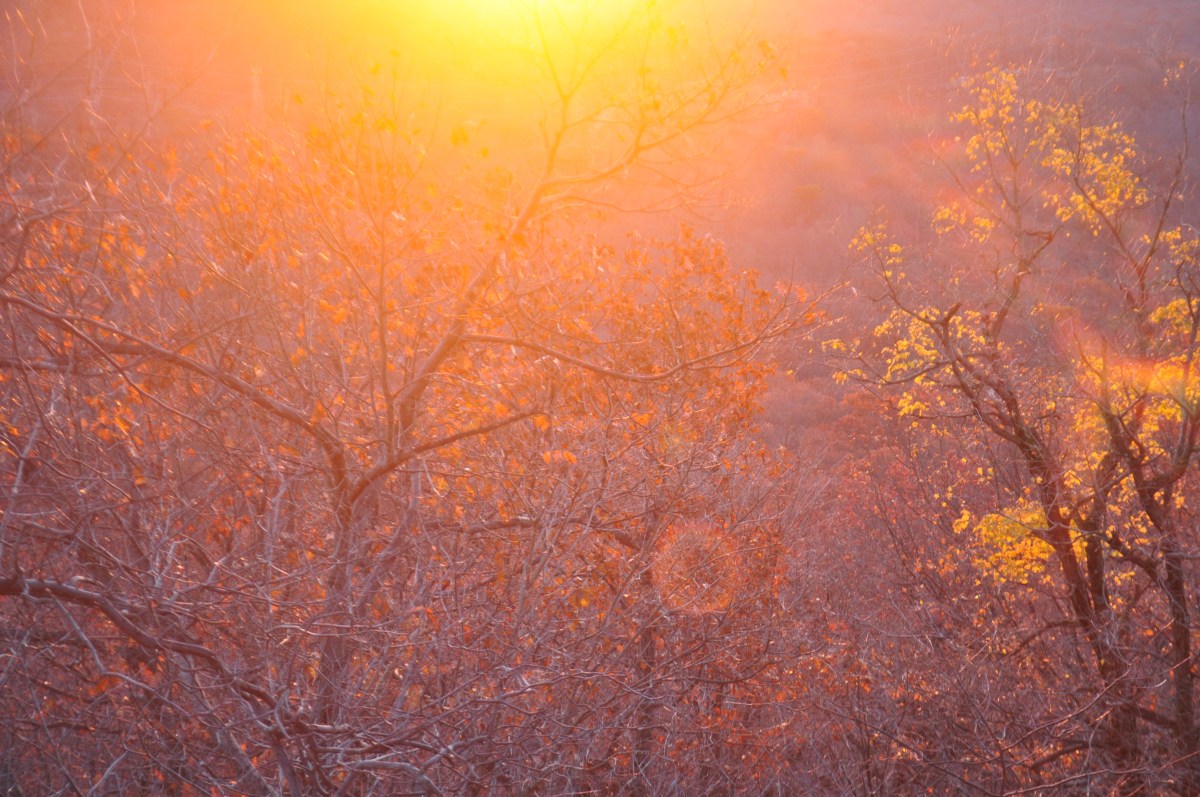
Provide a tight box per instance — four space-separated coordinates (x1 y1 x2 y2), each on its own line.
432 0 641 30
417 0 652 69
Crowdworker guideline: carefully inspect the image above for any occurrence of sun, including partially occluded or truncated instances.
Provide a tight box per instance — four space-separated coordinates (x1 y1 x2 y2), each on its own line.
419 0 651 59
438 0 639 26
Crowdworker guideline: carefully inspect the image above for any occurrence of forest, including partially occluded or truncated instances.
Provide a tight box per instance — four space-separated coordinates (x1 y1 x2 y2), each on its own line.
2 0 1200 794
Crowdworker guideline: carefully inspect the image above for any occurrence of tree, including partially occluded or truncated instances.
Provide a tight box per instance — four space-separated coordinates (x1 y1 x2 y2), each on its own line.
846 64 1200 793
0 2 809 794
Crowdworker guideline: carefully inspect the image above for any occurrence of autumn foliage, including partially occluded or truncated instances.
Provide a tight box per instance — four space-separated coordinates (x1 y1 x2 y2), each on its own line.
3 0 1200 795
0 1 818 794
